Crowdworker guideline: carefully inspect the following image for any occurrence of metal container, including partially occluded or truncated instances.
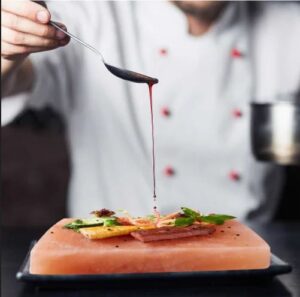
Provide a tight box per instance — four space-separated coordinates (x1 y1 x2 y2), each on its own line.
250 100 300 165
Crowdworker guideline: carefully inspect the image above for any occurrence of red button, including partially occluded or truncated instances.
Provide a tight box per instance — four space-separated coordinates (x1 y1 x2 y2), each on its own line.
164 166 175 176
228 170 241 181
232 108 243 118
231 48 243 58
159 48 168 56
160 107 171 117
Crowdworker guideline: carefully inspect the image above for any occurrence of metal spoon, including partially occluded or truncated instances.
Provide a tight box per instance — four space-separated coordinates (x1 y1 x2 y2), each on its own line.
50 21 159 84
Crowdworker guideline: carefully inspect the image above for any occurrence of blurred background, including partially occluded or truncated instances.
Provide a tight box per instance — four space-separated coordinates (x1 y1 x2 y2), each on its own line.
1 107 300 227
1 108 69 227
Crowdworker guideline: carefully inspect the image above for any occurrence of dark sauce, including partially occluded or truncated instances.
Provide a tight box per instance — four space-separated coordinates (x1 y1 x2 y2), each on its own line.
148 83 157 212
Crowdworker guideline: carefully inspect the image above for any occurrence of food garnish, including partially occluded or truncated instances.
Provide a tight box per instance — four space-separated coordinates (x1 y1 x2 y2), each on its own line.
175 207 235 226
64 217 119 231
64 207 235 241
90 208 115 217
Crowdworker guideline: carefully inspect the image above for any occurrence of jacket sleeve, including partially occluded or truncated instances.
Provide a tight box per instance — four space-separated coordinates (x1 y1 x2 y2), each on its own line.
26 45 73 114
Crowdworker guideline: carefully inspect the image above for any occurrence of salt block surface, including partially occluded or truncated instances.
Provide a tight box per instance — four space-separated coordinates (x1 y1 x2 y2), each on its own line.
30 219 270 274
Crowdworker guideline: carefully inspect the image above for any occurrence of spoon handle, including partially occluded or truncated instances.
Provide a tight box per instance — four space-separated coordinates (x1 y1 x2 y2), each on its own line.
50 21 105 62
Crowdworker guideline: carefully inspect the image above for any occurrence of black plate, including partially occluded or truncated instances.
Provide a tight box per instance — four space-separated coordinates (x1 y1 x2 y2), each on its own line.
16 241 292 287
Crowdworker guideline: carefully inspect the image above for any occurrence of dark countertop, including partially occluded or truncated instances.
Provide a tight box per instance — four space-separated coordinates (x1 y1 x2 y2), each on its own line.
2 222 300 297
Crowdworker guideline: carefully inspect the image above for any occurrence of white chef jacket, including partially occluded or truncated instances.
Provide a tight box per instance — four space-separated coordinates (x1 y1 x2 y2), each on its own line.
2 1 300 221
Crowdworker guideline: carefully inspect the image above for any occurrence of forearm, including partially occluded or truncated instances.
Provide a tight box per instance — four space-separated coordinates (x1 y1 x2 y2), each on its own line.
1 57 34 98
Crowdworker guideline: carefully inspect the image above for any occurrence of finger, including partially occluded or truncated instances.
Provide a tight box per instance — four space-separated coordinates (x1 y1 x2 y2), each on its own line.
2 0 50 24
1 11 66 40
2 11 58 39
1 41 62 59
2 27 63 48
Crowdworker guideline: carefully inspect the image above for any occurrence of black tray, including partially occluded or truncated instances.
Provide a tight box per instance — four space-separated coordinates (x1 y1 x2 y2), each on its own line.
16 241 292 287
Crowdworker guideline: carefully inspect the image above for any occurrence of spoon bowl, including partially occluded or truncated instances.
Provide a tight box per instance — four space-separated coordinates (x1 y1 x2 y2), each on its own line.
104 64 159 84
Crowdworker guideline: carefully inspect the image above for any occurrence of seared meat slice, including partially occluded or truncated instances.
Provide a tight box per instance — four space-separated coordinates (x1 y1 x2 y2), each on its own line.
131 224 216 242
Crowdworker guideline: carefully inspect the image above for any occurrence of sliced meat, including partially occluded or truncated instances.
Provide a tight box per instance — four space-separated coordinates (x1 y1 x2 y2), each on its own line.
131 224 216 242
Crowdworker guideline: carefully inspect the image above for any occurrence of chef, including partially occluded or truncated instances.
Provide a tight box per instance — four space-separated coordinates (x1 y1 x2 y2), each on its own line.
2 1 300 221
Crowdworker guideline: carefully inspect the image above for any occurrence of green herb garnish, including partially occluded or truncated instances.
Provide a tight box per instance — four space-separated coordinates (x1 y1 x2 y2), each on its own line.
175 217 195 227
174 207 235 227
181 207 201 220
200 214 236 225
103 218 120 227
64 217 119 231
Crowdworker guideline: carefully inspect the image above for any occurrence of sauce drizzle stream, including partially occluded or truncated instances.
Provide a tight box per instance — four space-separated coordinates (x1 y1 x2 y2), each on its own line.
148 83 156 205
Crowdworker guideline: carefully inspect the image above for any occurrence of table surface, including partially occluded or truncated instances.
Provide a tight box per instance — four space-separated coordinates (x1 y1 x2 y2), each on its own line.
2 222 300 297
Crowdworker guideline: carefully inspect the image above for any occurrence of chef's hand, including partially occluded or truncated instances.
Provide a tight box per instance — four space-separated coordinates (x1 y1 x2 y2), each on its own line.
1 0 69 96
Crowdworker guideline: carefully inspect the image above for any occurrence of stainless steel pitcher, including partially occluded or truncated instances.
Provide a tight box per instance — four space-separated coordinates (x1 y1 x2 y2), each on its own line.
250 100 300 165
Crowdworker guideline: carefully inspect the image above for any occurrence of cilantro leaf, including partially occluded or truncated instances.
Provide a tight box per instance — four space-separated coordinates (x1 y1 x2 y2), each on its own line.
200 214 236 225
175 217 195 227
